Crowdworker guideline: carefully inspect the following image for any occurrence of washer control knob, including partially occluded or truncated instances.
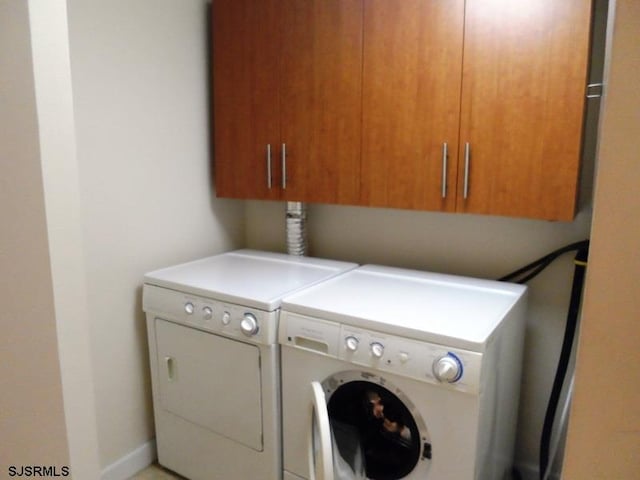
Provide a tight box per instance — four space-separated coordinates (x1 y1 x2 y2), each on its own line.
240 313 259 336
433 353 463 383
184 302 194 315
345 336 359 352
202 306 213 320
221 311 231 325
370 342 385 359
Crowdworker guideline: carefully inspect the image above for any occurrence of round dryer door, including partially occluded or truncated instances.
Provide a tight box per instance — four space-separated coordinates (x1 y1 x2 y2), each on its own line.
321 371 432 480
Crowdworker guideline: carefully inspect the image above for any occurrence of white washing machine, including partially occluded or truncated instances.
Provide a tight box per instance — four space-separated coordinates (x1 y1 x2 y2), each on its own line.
142 249 357 480
278 265 527 480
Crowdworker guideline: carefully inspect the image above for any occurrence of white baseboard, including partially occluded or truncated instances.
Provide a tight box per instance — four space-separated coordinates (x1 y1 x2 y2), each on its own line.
101 439 156 480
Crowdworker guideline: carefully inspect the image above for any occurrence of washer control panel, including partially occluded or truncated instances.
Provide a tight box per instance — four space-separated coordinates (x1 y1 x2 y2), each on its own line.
143 284 277 345
279 312 483 394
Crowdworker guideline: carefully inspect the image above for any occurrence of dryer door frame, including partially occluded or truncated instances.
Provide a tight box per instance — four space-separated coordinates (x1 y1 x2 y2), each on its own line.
154 317 264 451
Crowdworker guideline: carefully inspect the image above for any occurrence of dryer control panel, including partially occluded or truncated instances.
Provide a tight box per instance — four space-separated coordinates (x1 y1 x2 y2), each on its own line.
143 284 278 346
279 312 483 394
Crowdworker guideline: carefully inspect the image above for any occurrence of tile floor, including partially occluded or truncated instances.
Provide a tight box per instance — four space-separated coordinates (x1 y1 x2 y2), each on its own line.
130 464 185 480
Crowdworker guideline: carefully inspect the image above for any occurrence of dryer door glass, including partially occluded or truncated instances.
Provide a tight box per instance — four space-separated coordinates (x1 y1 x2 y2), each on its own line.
325 379 428 480
155 318 263 451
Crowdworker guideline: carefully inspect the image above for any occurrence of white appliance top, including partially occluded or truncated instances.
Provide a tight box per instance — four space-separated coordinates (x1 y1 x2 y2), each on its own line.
143 249 358 311
281 264 527 350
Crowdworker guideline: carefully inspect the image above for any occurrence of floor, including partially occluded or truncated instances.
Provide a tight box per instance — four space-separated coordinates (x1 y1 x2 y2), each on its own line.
130 464 185 480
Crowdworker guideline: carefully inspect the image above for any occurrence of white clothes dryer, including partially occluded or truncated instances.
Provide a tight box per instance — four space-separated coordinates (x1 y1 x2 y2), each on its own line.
142 250 357 480
278 265 527 480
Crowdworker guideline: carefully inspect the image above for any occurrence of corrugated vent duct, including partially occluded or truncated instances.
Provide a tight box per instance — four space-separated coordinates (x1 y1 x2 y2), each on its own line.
286 202 307 256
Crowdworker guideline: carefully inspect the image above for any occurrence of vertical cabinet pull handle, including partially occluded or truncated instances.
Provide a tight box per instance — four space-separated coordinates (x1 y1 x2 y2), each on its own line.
281 143 287 190
441 143 448 199
463 142 471 200
266 144 272 189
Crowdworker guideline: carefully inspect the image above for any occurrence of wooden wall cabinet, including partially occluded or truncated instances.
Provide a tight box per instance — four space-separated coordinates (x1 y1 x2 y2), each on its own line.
213 0 279 201
457 0 593 220
213 0 362 204
213 0 592 221
360 0 464 212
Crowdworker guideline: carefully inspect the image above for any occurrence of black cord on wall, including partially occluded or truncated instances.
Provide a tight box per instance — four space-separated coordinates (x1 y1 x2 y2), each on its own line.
499 240 590 480
498 240 590 284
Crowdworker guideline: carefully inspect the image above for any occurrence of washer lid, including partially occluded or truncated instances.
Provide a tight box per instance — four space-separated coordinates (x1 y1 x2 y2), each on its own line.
281 264 527 351
143 249 357 311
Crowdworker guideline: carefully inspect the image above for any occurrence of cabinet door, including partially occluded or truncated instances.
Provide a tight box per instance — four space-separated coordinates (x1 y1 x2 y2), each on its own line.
458 0 592 220
280 0 363 204
213 0 281 200
360 0 464 211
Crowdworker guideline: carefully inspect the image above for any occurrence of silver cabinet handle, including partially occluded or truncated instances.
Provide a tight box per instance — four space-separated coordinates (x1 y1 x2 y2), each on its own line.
281 143 287 190
463 142 470 200
441 143 448 199
586 82 604 99
266 144 272 189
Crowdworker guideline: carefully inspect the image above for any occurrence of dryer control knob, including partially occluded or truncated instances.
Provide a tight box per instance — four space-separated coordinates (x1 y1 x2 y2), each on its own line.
221 311 231 325
184 302 194 315
433 353 463 383
370 342 385 359
240 313 259 336
345 336 359 352
202 306 213 320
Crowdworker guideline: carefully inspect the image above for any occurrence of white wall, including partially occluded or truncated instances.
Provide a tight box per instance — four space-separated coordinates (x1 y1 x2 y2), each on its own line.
28 1 101 477
247 200 591 477
64 0 245 472
0 0 70 473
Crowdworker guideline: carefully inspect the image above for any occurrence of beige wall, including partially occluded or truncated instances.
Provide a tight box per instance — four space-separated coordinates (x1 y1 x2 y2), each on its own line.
563 0 640 477
65 0 245 471
2 0 244 477
0 0 70 473
5 0 634 477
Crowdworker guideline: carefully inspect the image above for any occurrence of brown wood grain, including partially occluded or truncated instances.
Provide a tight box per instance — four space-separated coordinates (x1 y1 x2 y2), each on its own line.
213 0 282 200
213 0 592 221
360 0 465 211
280 0 363 204
457 0 592 220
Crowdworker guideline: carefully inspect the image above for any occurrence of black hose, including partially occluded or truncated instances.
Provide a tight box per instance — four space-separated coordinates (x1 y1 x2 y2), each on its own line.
498 240 590 480
499 240 590 284
538 246 589 480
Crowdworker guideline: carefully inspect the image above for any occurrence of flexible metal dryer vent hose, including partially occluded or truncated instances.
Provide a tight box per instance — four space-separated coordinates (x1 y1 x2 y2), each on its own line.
286 202 307 256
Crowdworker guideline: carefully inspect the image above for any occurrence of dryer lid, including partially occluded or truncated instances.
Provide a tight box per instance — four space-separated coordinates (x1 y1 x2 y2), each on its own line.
143 249 357 311
281 264 527 350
